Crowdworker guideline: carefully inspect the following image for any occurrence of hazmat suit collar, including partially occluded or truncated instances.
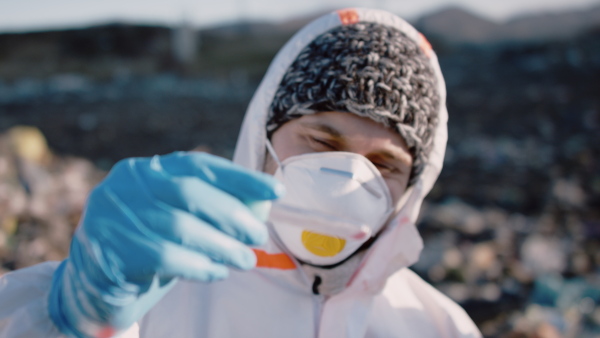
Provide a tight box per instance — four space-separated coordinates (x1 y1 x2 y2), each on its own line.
233 8 448 294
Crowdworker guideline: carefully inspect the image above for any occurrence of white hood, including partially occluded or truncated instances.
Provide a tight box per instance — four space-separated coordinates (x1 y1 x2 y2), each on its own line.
233 8 448 293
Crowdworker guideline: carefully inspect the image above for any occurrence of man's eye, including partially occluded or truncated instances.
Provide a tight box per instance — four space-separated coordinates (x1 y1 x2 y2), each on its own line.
373 162 395 173
310 137 335 150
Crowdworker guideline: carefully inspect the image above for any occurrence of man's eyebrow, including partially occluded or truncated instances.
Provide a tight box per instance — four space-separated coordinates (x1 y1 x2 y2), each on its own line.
299 121 343 138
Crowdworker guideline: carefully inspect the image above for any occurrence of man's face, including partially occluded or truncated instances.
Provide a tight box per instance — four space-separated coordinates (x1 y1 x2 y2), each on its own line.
264 111 413 206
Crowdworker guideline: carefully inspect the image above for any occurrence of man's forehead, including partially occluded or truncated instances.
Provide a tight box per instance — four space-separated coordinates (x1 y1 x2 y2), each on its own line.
299 120 342 138
298 112 393 138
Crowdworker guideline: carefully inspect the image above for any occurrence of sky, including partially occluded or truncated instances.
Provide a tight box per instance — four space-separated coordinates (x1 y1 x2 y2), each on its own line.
0 0 599 32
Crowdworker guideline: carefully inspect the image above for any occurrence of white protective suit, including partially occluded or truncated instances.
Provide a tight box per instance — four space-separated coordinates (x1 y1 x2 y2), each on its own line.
0 8 482 338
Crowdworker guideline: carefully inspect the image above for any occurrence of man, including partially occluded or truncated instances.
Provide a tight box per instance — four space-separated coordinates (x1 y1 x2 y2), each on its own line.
0 8 481 337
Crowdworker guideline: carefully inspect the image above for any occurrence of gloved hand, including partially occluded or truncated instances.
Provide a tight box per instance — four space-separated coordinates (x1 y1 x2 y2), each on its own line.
48 152 284 337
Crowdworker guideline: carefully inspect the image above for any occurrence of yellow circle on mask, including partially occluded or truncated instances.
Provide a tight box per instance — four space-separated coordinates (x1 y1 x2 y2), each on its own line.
301 231 346 257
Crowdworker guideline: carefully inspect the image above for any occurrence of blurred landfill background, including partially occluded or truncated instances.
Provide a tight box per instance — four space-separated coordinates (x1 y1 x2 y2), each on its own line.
0 4 599 338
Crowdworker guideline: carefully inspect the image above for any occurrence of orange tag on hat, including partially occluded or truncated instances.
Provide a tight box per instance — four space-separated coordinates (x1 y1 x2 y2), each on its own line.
337 9 359 25
418 32 433 58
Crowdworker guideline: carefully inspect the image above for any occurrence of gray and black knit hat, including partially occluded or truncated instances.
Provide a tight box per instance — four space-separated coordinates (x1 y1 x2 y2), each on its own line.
267 22 440 184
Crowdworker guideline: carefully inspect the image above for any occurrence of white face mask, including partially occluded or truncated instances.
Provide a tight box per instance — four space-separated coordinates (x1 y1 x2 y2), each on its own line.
266 141 394 266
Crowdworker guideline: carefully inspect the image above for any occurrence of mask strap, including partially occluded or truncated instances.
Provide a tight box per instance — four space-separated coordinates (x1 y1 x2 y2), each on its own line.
265 139 283 169
394 180 423 220
396 186 415 213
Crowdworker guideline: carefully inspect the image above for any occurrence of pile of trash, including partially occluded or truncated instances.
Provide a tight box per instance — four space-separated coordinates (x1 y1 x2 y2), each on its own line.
415 198 599 337
0 126 104 274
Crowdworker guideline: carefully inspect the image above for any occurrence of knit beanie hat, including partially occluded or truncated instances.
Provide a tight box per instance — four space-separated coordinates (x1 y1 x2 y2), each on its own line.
266 22 440 185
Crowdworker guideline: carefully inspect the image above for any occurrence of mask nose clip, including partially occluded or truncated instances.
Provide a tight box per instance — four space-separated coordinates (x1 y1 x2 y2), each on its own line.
319 167 354 179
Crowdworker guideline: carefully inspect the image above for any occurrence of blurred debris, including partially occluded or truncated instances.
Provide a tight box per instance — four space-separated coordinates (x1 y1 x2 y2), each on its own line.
0 126 105 272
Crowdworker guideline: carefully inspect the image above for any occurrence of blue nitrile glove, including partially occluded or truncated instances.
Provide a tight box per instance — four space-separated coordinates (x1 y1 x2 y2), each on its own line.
48 152 284 337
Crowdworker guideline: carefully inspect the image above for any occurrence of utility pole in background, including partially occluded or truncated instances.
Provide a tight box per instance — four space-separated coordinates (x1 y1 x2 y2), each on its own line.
171 11 199 74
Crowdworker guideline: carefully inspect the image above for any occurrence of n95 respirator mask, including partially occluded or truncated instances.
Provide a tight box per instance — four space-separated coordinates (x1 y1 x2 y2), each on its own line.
266 141 394 266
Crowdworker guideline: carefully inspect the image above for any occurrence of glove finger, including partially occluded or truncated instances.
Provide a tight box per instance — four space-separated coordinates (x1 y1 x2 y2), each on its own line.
135 203 258 270
158 242 229 282
91 177 261 268
78 200 231 284
157 152 285 201
131 163 269 246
